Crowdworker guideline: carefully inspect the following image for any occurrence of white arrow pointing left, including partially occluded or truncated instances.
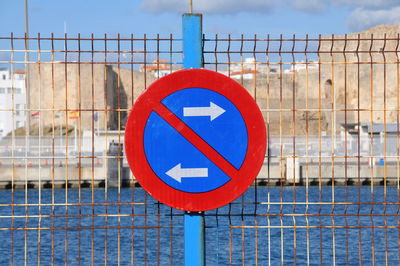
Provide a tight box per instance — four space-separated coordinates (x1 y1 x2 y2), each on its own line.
165 163 208 183
183 102 225 121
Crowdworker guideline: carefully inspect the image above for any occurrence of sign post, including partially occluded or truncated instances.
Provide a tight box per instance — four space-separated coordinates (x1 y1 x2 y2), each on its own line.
182 13 205 266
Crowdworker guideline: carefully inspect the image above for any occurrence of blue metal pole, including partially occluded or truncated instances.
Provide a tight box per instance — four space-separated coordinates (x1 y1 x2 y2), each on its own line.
182 13 205 266
183 13 203 69
184 212 204 266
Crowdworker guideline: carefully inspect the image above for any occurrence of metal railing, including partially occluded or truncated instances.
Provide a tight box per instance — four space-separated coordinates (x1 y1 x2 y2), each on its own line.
0 32 399 265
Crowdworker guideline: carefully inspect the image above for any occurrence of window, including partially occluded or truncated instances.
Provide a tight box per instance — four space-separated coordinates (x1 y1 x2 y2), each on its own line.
2 75 6 80
16 104 21 116
0 88 4 94
14 88 21 94
7 88 12 94
14 74 23 80
16 121 21 129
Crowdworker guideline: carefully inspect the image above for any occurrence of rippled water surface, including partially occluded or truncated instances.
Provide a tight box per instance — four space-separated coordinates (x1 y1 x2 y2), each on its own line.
0 186 399 265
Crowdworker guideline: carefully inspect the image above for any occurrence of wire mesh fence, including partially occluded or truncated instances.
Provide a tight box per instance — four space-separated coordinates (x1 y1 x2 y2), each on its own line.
0 32 399 265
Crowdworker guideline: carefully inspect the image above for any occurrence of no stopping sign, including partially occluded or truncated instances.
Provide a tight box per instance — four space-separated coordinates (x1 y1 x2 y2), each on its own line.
125 69 266 211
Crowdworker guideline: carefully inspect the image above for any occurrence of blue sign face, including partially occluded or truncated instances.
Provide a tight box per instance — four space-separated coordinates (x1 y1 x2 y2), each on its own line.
144 88 248 193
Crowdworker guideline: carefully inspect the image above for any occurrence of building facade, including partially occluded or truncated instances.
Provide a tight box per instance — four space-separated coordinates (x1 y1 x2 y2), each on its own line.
0 68 26 137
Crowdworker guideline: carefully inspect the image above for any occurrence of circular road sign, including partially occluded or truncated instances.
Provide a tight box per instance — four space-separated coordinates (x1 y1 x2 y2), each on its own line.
125 69 266 211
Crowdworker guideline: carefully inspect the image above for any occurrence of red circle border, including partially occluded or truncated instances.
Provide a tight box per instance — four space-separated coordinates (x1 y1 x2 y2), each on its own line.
125 69 266 211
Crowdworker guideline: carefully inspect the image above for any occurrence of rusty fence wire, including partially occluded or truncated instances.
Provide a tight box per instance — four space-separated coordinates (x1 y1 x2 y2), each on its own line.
0 32 399 265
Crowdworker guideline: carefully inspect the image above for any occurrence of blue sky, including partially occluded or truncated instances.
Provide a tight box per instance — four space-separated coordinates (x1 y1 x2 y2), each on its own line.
1 0 400 38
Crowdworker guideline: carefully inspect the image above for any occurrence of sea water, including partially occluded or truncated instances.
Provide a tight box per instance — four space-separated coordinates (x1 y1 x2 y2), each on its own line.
0 186 398 265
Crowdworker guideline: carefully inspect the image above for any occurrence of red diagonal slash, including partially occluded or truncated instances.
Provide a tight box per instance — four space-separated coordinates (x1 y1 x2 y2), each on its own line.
153 102 240 180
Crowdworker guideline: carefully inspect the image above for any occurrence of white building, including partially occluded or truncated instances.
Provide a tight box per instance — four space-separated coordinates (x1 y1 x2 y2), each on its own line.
0 68 26 137
221 58 280 80
140 60 181 78
284 60 319 74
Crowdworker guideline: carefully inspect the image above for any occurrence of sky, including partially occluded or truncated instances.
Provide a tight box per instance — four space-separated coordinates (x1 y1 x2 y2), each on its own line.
1 0 400 39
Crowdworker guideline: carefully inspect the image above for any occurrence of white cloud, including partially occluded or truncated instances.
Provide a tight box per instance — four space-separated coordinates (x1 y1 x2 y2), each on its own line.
292 0 325 13
141 0 276 14
141 0 186 13
141 0 399 14
195 0 275 14
141 0 400 32
335 0 398 8
347 6 400 31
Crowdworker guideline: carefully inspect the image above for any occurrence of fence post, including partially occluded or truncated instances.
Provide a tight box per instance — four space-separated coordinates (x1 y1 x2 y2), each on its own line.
182 13 205 266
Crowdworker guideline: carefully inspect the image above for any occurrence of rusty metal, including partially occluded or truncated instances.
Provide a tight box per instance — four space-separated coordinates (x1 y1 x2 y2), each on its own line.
0 33 400 265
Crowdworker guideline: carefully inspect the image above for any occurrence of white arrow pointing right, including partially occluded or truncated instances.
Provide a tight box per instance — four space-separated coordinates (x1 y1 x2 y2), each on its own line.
183 102 225 121
165 163 208 183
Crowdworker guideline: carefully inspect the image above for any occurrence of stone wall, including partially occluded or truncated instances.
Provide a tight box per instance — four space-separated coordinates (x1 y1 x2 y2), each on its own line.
28 63 154 133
